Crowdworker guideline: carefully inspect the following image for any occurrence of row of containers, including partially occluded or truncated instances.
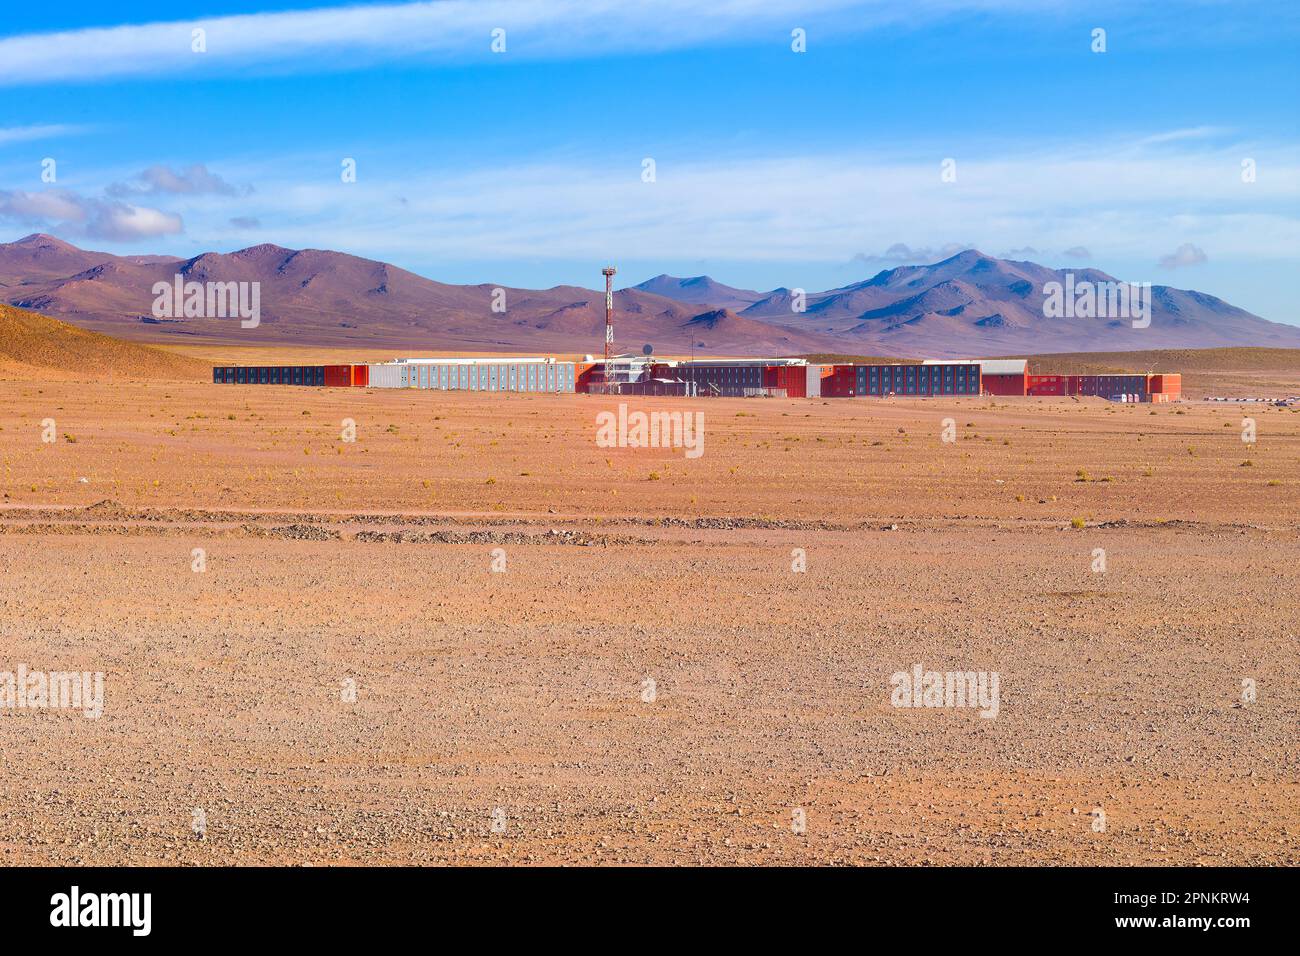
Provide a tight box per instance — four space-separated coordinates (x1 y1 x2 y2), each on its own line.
213 358 575 392
1022 373 1181 402
582 359 983 398
212 357 1181 402
212 365 366 387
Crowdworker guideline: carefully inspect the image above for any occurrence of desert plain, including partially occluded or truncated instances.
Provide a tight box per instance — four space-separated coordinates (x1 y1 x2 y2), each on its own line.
0 346 1296 866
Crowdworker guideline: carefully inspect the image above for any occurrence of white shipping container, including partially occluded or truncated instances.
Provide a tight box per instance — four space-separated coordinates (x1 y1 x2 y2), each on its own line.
366 360 576 392
367 364 402 388
806 365 823 398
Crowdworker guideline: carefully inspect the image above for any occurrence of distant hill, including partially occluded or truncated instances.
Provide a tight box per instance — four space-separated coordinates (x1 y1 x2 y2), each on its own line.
0 303 209 380
633 274 767 311
0 233 182 286
3 235 1296 357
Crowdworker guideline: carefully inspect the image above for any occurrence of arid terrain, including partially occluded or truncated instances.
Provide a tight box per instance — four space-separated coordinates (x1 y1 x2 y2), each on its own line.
1 344 1297 866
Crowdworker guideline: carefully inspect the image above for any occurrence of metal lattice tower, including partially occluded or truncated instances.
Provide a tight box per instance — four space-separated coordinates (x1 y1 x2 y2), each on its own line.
602 266 617 389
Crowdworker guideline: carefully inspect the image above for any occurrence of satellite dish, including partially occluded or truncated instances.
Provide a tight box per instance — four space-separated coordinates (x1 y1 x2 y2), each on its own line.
642 344 654 356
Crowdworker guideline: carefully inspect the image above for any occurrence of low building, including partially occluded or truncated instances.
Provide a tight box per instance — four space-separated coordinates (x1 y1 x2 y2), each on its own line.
829 363 982 397
922 358 1027 395
367 356 575 392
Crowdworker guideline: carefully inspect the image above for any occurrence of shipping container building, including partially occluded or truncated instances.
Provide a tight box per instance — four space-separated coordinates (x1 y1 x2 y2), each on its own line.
821 365 859 398
676 361 764 396
762 364 811 398
211 356 1180 403
920 359 1027 395
830 363 981 397
575 362 599 393
1071 374 1148 400
323 365 352 388
662 359 813 398
575 356 652 393
365 357 576 393
612 378 697 396
978 360 1028 395
1024 373 1177 402
213 365 329 386
1026 374 1067 397
1149 374 1181 400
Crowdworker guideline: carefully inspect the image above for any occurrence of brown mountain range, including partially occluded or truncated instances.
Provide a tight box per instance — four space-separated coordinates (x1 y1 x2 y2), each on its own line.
2 234 1297 357
0 234 838 355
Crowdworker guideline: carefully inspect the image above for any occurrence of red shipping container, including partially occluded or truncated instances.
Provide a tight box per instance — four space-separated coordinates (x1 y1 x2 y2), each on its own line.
1150 374 1181 398
822 365 858 397
1027 375 1065 396
324 364 352 387
982 372 1027 396
819 371 851 397
350 364 369 387
762 365 807 397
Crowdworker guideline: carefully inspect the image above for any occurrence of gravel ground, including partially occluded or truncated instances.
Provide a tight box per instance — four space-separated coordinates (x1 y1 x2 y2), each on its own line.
0 380 1296 865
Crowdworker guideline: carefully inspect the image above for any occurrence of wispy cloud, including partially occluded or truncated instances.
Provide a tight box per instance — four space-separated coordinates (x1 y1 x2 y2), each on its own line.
0 0 1056 87
999 246 1040 259
853 243 970 266
208 137 1295 272
0 124 85 145
11 134 1294 274
1158 242 1208 269
108 164 247 198
1136 126 1228 147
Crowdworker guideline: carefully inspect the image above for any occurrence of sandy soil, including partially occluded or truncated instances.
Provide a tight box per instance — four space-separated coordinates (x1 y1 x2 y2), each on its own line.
0 375 1296 865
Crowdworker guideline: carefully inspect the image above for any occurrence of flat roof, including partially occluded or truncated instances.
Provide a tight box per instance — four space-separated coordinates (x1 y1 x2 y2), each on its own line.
673 358 807 367
922 358 1028 375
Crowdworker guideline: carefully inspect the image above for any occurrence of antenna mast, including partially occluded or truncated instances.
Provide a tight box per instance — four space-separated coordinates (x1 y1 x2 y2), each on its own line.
602 266 617 392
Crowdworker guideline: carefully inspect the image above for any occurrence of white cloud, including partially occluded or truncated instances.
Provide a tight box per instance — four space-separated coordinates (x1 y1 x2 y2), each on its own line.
0 188 182 240
0 0 1054 86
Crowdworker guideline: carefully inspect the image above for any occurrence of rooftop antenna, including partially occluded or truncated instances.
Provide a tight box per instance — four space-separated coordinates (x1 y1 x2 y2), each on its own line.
602 266 617 393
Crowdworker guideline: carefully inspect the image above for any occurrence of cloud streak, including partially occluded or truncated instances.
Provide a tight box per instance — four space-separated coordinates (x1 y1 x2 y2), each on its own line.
0 0 1054 87
0 124 84 145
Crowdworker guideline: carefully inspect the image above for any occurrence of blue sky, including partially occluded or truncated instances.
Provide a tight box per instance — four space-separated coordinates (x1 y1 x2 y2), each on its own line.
1 1 1297 323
